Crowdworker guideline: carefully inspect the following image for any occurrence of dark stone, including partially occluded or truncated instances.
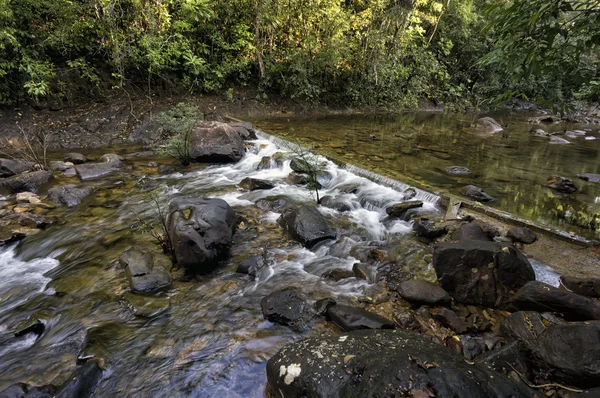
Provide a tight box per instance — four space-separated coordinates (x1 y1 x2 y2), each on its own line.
75 154 122 180
266 329 534 398
560 275 600 298
255 196 296 213
451 223 491 242
0 383 28 398
337 183 360 194
119 248 172 293
506 227 537 244
395 279 451 306
385 200 423 218
49 161 70 172
320 196 353 212
577 173 600 183
480 341 530 376
289 157 311 174
260 289 312 328
413 218 447 239
432 309 468 333
472 220 501 238
55 360 102 398
21 385 56 398
257 156 273 171
322 268 355 281
446 166 471 175
545 176 578 194
0 159 33 178
511 281 600 321
157 165 176 174
460 335 486 360
474 117 503 132
0 171 53 194
433 241 535 307
14 319 45 338
352 263 372 281
286 172 311 185
314 298 337 316
277 205 336 248
462 185 494 202
166 198 237 272
326 304 395 332
229 121 257 139
47 184 93 207
239 177 275 191
189 121 245 163
64 153 87 164
236 255 265 277
12 214 53 229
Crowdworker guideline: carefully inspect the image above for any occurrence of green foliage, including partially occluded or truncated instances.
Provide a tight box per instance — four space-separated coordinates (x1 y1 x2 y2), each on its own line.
155 103 203 165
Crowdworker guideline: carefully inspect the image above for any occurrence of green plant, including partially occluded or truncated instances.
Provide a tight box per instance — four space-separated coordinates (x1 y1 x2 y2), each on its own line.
131 188 174 255
286 141 326 204
155 103 203 166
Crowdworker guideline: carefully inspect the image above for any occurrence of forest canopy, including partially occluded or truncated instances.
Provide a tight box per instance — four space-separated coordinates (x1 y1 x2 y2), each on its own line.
0 0 598 108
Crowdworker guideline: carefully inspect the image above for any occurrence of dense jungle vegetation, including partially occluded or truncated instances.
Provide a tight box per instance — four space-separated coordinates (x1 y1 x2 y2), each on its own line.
0 0 598 109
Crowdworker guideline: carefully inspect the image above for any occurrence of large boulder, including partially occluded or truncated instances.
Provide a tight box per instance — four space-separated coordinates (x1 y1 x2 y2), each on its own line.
119 248 172 294
0 158 33 178
0 171 53 193
75 153 123 180
47 184 94 207
189 121 245 163
560 275 600 298
473 117 503 133
326 304 395 331
462 185 494 202
510 281 600 321
277 205 336 248
266 329 534 398
261 289 313 329
432 241 535 307
395 279 451 306
166 198 236 272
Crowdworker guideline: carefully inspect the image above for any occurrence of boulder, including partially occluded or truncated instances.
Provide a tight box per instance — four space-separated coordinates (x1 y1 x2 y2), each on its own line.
322 268 355 281
433 241 535 307
385 200 423 218
560 275 600 298
166 198 237 272
286 172 311 185
320 196 353 212
510 280 600 321
450 223 490 242
549 136 571 144
352 263 373 281
99 153 123 166
577 173 600 183
239 177 275 191
64 153 87 164
289 157 311 174
260 289 312 328
0 171 53 193
55 360 102 398
75 153 122 180
266 329 534 398
119 248 172 294
506 227 537 244
326 304 394 331
255 196 296 213
47 185 94 207
236 255 265 277
544 176 578 194
49 161 70 172
229 121 257 140
431 308 468 333
412 218 447 239
0 383 56 398
531 129 548 137
395 279 451 306
189 121 245 163
0 158 33 178
277 205 336 248
473 117 503 133
446 166 471 175
462 185 494 202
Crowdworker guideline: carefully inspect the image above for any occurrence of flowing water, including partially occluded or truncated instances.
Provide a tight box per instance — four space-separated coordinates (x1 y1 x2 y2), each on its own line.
0 130 562 396
251 113 600 239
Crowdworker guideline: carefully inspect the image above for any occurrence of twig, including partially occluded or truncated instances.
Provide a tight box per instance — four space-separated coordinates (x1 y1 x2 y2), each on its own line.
507 363 583 393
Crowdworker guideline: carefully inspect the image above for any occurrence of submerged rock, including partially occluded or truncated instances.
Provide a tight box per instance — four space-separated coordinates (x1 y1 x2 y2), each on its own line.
236 255 265 277
473 117 503 133
321 268 355 281
255 195 296 213
277 205 336 248
413 218 447 239
261 289 312 328
119 248 172 294
289 157 311 174
549 136 571 144
189 121 245 163
506 227 537 244
385 200 423 218
577 173 600 183
560 275 600 298
320 196 354 212
395 279 450 306
0 383 56 398
446 166 471 175
433 241 535 307
0 171 53 194
64 153 87 164
47 184 94 207
266 329 534 398
166 198 237 272
461 185 494 202
0 159 34 178
239 177 275 191
55 360 102 398
75 153 122 180
326 304 394 331
545 176 578 193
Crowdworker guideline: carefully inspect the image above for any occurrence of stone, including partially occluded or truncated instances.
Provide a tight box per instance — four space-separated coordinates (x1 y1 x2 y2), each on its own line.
14 214 53 229
0 384 56 398
47 184 94 207
314 298 337 316
450 223 491 242
15 192 38 203
229 121 257 139
510 280 600 321
326 304 395 332
119 248 172 294
473 117 503 133
462 185 494 202
446 166 471 175
277 205 336 248
506 227 537 244
158 165 176 174
471 220 500 238
166 198 236 272
432 308 468 333
236 255 265 277
189 121 245 163
289 157 311 174
0 158 33 178
352 263 373 281
322 268 355 281
532 129 548 137
577 173 600 183
0 171 53 194
55 360 102 398
99 153 123 166
14 319 45 337
549 136 571 144
75 153 122 180
266 329 535 398
255 196 296 213
385 200 423 218
545 176 578 194
49 161 70 172
239 177 275 191
560 275 600 298
319 196 353 212
433 241 535 307
395 279 451 306
64 153 87 164
285 172 311 185
261 289 312 328
413 218 447 239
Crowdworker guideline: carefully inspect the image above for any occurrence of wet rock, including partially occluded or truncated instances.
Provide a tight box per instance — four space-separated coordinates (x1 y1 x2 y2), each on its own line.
511 281 600 321
322 268 355 281
47 185 94 207
385 200 423 218
326 304 394 331
229 121 257 140
236 255 265 277
531 129 548 137
560 275 600 298
257 156 275 171
395 279 450 306
157 165 176 174
446 166 471 175
285 172 311 185
413 218 447 239
473 117 503 133
431 308 467 333
75 154 122 180
480 341 529 376
433 241 535 307
166 198 237 272
13 214 53 229
99 153 123 166
337 183 360 194
462 185 494 202
189 121 245 163
549 136 571 144
255 195 296 213
460 335 486 360
64 153 87 164
472 220 501 238
55 360 102 398
289 157 311 174
0 383 56 398
147 161 158 167
261 289 312 328
0 171 53 194
14 319 45 338
451 223 490 242
506 227 537 244
15 192 40 204
352 263 373 281
239 177 275 191
49 161 70 172
266 329 534 398
0 159 34 178
314 298 337 316
123 293 170 317
320 196 353 212
577 173 600 183
545 176 578 194
277 205 336 248
119 248 172 294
